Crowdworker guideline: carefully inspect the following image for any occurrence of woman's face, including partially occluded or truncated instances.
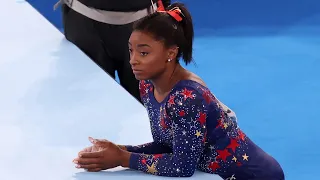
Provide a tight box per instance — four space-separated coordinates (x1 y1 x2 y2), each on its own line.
128 30 176 80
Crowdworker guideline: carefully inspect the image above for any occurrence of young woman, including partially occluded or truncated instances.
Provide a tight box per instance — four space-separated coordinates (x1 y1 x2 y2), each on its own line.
73 3 285 180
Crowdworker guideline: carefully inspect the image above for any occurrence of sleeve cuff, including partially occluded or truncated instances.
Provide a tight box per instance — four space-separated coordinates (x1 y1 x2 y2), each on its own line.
128 152 141 170
124 145 134 151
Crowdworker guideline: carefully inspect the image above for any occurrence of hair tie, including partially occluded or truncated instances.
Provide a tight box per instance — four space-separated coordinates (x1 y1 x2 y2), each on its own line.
157 0 165 11
157 0 184 22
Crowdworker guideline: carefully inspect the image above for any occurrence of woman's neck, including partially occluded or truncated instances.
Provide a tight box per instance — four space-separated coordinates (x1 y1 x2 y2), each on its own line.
151 63 185 96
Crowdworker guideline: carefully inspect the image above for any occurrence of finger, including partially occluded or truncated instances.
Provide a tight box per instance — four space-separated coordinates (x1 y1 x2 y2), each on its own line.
79 146 93 155
76 158 101 165
95 138 109 143
88 137 108 143
94 141 110 148
87 168 102 172
78 147 93 157
79 151 104 158
73 158 79 163
82 146 93 152
88 137 96 144
77 164 101 169
89 137 110 146
77 147 104 159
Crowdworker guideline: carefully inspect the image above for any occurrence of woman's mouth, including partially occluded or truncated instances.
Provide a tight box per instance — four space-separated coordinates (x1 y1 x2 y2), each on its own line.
132 69 142 74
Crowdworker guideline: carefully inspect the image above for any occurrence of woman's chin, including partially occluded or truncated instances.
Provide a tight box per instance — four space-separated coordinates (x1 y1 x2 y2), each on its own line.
133 71 150 81
134 74 145 81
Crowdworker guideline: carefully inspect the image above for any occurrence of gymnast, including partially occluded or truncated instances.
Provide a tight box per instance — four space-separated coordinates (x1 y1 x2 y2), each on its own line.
73 2 285 180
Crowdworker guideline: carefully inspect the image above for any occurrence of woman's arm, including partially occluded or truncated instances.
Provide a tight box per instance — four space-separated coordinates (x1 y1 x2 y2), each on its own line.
120 87 208 177
119 79 172 155
118 142 172 154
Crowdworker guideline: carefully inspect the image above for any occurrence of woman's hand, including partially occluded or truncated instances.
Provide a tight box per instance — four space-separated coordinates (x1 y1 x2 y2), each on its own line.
73 137 131 172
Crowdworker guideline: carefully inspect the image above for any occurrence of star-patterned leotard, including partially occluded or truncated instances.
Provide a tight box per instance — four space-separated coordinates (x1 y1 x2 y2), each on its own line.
125 80 284 180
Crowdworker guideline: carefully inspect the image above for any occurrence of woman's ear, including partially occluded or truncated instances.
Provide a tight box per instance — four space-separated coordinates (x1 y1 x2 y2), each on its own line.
167 46 179 61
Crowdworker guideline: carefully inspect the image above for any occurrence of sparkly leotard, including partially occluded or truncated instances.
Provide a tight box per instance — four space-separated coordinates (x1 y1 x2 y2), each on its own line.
126 80 284 180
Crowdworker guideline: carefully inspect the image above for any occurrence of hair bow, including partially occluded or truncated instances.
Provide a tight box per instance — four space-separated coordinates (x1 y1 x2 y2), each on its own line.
156 0 184 22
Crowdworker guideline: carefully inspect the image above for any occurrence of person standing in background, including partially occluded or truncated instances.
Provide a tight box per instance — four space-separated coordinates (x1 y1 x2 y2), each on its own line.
54 0 171 103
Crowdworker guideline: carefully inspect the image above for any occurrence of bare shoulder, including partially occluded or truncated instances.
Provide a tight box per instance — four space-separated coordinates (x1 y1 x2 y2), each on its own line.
185 73 238 122
185 72 207 87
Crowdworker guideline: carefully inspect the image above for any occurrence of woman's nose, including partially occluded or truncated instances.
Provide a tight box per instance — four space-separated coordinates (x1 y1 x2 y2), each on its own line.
129 52 138 66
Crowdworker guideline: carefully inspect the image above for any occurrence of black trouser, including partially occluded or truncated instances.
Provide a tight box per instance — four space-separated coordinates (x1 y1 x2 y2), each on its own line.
61 5 141 103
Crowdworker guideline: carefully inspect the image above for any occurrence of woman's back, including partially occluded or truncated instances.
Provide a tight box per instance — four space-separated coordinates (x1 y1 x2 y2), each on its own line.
141 79 284 180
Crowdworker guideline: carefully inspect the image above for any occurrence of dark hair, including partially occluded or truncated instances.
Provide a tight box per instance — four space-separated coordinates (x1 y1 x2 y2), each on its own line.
133 2 194 65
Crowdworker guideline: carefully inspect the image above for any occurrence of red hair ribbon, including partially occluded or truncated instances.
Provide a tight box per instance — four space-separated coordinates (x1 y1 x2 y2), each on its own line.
157 0 183 22
157 0 165 11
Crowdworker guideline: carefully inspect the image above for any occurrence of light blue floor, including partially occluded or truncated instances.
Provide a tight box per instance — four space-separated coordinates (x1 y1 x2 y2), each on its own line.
3 0 320 179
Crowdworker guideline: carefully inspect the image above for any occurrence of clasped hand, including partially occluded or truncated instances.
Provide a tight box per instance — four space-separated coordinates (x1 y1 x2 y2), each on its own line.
73 137 129 172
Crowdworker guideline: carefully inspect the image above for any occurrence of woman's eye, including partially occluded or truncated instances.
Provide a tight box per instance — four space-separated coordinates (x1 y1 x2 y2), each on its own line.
140 52 149 56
